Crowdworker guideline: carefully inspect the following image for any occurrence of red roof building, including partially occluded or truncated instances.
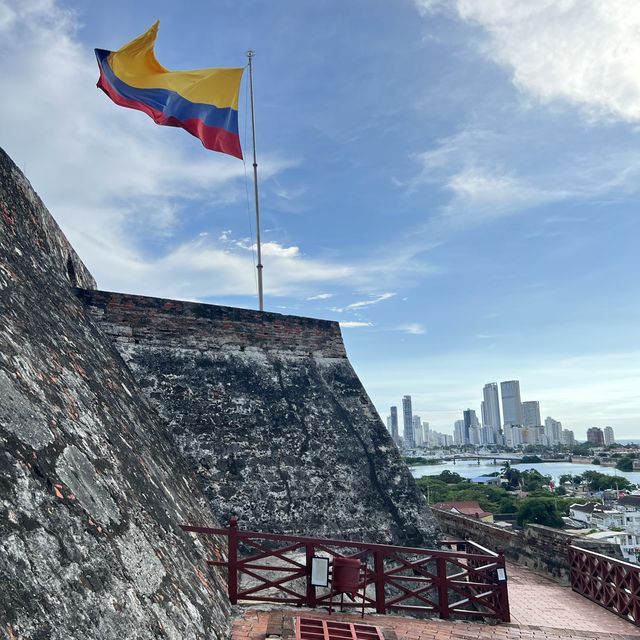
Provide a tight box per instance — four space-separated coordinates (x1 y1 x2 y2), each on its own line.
433 501 494 522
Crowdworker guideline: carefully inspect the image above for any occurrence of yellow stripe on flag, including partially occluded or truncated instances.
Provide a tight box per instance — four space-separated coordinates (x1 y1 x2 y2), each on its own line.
108 21 243 110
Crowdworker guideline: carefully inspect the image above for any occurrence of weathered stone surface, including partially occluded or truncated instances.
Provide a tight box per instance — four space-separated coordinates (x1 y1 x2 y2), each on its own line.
0 147 232 639
78 290 439 546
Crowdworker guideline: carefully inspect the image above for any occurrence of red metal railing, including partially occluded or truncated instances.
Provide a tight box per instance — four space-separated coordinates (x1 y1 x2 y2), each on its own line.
569 545 640 626
181 517 510 622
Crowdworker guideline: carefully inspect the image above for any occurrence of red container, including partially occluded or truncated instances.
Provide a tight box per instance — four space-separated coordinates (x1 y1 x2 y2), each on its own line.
332 557 361 595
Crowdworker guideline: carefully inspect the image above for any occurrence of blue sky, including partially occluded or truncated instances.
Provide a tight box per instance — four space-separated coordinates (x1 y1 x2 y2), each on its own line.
1 0 639 439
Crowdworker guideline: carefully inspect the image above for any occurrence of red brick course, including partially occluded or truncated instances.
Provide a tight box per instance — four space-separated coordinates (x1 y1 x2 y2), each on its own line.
77 289 347 357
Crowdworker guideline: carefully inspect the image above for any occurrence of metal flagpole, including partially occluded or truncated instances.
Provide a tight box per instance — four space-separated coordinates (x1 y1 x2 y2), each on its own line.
246 50 264 311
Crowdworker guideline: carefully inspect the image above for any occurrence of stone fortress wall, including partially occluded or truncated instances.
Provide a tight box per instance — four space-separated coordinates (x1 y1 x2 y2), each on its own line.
0 147 233 639
77 289 439 546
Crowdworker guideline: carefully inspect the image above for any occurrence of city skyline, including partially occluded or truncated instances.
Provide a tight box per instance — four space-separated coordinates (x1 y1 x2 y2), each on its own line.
386 379 620 444
1 1 639 439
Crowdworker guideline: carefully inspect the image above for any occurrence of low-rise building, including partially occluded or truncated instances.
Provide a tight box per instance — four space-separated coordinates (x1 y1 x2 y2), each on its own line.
570 498 640 563
618 496 640 534
569 503 597 526
433 501 494 523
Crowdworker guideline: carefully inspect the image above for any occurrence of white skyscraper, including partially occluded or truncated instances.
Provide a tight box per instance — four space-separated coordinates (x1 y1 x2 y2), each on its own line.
501 380 523 428
544 417 562 445
482 382 502 442
453 420 464 446
413 415 423 446
510 426 523 446
402 395 414 448
422 421 430 447
480 426 494 445
604 426 615 446
522 401 542 427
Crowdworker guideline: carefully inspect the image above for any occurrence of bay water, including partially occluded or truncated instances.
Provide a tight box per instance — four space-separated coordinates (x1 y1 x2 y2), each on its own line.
410 459 640 486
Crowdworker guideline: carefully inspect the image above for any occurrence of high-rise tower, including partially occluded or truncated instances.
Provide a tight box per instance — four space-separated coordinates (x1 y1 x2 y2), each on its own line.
544 417 562 444
389 406 399 444
604 426 615 446
402 395 414 448
501 380 523 427
482 382 502 442
413 415 423 446
522 401 541 427
587 427 604 446
463 409 480 445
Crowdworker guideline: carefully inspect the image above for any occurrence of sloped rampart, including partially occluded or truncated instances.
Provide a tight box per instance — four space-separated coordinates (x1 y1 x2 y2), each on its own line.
0 147 231 639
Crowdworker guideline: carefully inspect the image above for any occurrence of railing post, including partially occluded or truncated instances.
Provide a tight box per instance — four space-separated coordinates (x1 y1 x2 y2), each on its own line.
228 516 238 604
567 541 576 591
374 550 386 614
437 555 450 619
497 551 510 623
305 543 317 609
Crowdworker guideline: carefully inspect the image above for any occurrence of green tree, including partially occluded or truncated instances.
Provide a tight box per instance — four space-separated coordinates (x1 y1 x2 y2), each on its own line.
437 470 465 484
501 465 522 490
516 498 564 527
498 496 519 513
581 471 634 491
415 478 451 504
572 443 593 456
616 457 634 472
520 469 552 492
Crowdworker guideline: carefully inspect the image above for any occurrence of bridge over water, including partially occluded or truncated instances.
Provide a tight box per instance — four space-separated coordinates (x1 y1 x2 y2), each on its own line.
440 454 566 465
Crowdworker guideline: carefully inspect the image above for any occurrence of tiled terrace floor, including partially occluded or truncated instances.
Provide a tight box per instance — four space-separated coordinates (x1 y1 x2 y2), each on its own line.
507 562 640 634
231 562 640 640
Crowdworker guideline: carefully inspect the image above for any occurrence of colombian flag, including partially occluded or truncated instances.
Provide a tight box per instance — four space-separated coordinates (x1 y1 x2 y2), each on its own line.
95 22 243 159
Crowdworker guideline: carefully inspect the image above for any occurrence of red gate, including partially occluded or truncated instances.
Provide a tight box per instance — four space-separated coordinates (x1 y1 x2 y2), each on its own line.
181 517 510 622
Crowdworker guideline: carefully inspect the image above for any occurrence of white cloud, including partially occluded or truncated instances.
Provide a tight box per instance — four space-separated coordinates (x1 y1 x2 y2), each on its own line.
259 242 301 258
306 293 333 300
402 128 572 222
417 0 640 124
347 292 396 309
402 125 640 235
92 236 363 300
414 0 444 13
271 184 307 201
397 323 426 335
339 321 373 329
0 2 16 30
442 167 564 224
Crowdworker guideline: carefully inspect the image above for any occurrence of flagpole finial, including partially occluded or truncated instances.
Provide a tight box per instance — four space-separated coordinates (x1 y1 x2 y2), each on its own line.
246 49 254 59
